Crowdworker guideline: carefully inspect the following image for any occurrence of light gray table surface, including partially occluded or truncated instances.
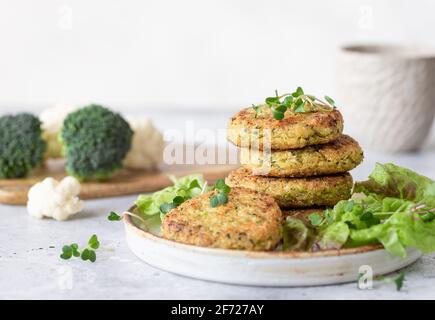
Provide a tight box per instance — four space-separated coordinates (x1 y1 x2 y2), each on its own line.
1 112 435 300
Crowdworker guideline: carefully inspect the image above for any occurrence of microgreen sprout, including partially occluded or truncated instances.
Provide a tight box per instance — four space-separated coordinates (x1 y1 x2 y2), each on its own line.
108 211 122 221
210 179 231 208
375 272 406 291
260 86 336 120
158 179 205 215
252 104 261 118
60 234 100 263
160 195 186 214
357 271 405 291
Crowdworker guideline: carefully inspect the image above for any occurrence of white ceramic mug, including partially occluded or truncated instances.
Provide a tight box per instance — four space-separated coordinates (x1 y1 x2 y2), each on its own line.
337 45 435 152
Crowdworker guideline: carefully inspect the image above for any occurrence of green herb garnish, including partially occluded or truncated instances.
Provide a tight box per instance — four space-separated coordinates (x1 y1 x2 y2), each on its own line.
60 234 100 263
108 211 122 221
136 174 208 220
60 243 80 260
160 195 192 214
159 202 177 214
88 234 100 250
324 95 336 107
260 87 336 120
210 179 231 208
375 272 406 291
80 248 96 262
252 104 261 118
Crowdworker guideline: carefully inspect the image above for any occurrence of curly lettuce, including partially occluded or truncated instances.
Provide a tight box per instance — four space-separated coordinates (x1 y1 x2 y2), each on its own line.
355 162 435 207
313 163 435 257
282 217 317 251
135 174 207 221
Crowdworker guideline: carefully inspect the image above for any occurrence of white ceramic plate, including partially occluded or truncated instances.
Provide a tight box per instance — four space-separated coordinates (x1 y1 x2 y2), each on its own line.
123 206 421 287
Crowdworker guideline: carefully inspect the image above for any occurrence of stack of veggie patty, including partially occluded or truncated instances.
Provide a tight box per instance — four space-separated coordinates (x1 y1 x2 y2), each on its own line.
226 105 364 209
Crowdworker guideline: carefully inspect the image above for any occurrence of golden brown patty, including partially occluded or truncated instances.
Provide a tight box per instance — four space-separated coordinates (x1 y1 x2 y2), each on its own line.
227 105 344 150
161 187 283 251
240 134 363 177
226 167 353 208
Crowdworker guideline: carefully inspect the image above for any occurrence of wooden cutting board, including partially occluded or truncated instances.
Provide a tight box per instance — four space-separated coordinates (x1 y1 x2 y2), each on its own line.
0 158 239 205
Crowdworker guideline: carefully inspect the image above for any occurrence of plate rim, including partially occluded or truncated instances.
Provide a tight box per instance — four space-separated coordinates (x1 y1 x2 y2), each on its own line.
123 205 385 259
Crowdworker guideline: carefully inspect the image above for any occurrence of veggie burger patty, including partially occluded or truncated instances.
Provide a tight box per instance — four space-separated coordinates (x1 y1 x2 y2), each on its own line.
240 134 363 177
161 187 283 251
227 105 344 150
226 167 353 208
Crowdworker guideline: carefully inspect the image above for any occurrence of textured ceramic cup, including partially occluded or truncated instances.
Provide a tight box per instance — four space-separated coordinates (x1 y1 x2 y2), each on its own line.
337 45 435 152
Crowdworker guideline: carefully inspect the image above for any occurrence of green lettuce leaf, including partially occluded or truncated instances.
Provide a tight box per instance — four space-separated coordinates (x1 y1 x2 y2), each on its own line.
319 221 350 249
282 217 317 251
355 162 435 206
135 174 207 219
314 163 435 257
350 211 435 257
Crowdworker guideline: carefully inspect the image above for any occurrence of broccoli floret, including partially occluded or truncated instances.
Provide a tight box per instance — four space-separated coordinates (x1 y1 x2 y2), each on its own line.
0 113 47 178
61 104 133 180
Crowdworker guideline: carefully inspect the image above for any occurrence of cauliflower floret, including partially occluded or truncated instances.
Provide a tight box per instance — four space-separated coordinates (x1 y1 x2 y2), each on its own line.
123 117 164 170
40 105 77 158
27 176 84 221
